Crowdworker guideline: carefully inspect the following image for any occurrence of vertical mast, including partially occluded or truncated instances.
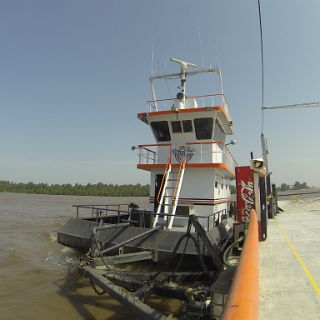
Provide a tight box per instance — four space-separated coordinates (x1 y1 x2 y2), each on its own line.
170 58 197 105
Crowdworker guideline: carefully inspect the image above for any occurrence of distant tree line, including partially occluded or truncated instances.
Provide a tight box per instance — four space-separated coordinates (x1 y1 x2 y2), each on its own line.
278 181 310 192
0 181 150 197
230 181 311 194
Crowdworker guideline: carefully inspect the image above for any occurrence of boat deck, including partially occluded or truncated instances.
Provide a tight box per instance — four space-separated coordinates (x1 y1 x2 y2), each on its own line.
259 198 320 319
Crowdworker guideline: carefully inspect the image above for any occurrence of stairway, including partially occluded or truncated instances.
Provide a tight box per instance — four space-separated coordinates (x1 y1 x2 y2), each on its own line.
153 160 186 229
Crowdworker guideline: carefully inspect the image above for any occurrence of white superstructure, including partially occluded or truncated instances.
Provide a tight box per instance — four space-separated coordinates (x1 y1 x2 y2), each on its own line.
136 59 237 230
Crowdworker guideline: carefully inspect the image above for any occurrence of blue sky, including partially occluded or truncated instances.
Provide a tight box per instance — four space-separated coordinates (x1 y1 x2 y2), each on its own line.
0 0 319 186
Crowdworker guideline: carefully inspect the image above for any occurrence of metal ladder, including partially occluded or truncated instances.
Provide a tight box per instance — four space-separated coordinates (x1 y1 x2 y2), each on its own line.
153 160 186 229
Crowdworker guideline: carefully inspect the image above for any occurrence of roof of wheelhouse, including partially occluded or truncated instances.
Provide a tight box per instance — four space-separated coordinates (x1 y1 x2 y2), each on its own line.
137 58 233 135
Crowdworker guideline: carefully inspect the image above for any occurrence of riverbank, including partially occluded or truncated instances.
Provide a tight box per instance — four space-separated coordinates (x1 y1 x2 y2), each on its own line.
0 181 150 197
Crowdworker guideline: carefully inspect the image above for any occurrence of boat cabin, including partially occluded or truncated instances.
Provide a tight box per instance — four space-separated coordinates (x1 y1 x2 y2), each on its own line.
136 59 237 230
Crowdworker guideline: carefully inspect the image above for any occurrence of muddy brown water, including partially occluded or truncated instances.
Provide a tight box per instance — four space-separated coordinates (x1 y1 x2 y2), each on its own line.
0 193 183 320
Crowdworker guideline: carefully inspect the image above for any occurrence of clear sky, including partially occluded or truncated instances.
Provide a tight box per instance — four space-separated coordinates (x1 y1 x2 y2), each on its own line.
1 0 319 186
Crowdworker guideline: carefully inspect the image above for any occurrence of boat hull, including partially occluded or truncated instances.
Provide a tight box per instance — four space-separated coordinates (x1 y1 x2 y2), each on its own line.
57 216 232 268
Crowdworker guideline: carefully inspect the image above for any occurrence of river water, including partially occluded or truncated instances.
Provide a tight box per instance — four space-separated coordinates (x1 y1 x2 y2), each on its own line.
0 192 153 320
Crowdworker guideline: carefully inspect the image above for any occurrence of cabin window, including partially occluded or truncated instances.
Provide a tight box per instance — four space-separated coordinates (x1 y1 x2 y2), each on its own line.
213 120 226 142
171 121 182 133
171 120 193 133
150 121 171 142
194 118 213 140
182 120 193 132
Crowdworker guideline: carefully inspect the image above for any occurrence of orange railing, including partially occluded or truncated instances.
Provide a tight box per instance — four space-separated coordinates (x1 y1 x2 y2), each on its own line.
222 209 259 320
172 159 186 204
156 156 171 205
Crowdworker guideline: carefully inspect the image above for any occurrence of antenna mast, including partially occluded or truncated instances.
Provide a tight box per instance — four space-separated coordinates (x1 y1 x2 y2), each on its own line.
170 58 197 105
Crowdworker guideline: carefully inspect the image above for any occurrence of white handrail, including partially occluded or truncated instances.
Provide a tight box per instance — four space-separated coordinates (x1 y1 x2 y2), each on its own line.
136 143 237 172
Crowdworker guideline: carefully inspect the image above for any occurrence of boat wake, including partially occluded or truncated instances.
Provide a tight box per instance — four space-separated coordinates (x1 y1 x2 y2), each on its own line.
44 246 80 270
48 231 57 242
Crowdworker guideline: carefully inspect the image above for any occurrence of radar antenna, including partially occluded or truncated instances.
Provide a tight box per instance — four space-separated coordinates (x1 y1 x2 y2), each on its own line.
170 58 197 104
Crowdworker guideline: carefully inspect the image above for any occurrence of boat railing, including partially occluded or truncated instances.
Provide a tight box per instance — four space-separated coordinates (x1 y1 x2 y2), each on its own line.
138 144 171 165
185 141 238 169
73 204 131 221
147 93 231 122
223 144 238 168
152 208 227 231
73 203 227 231
137 142 237 171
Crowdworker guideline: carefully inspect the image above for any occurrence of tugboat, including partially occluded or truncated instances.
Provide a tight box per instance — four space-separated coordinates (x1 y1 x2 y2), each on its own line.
57 58 238 319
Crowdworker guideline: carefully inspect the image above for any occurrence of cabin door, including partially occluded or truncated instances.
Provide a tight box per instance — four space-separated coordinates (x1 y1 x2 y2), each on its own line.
154 174 163 212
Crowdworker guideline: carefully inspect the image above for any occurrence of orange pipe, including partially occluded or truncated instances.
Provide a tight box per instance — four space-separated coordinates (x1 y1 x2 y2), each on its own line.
172 160 185 204
156 157 171 204
222 209 259 320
